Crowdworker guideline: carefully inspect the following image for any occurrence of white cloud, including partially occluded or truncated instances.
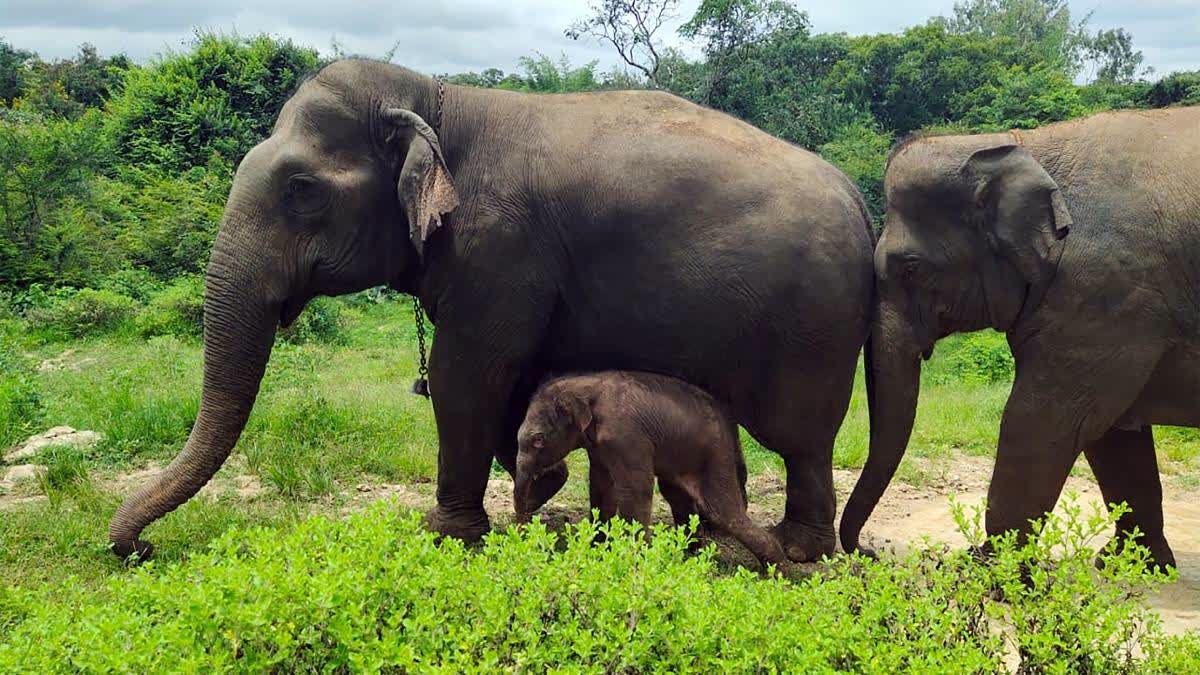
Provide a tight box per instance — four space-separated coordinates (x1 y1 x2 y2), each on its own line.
1 0 1196 75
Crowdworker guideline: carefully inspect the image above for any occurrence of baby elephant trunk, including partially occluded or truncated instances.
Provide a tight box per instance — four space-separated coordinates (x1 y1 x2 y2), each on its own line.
512 452 538 522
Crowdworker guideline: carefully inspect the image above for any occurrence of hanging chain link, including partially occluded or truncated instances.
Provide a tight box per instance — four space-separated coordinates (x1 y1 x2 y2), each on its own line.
410 294 430 397
409 78 445 399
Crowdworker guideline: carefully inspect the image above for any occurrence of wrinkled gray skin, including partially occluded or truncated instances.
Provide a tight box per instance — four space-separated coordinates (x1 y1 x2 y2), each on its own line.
109 58 874 560
843 106 1200 568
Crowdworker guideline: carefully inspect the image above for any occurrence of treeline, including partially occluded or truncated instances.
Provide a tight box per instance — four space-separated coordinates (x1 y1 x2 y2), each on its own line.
2 0 1199 295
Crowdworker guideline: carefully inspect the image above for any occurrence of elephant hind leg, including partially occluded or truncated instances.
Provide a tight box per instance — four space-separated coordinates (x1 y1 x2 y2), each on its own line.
739 354 856 562
1084 426 1175 569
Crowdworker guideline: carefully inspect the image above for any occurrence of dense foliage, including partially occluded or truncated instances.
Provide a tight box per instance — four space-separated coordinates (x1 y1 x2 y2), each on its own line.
0 499 1190 672
1 2 1197 295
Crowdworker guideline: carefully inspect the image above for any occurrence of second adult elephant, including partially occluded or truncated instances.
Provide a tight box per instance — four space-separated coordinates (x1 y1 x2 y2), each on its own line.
108 59 875 561
842 106 1200 568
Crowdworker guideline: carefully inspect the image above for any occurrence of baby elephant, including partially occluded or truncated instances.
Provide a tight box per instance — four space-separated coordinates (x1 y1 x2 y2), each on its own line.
514 371 788 571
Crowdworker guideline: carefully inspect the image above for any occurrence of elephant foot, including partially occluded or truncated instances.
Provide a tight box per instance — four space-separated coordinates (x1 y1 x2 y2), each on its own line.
770 520 835 562
424 505 491 544
111 538 154 563
524 462 569 513
1096 532 1176 572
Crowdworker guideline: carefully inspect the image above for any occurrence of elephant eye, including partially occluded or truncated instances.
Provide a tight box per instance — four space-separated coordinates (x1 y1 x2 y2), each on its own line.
532 434 546 449
285 174 330 215
899 257 921 282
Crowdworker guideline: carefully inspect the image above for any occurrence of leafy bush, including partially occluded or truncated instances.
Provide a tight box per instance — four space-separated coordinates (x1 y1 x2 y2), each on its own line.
95 267 163 303
1142 70 1200 108
0 344 41 448
105 31 320 173
940 330 1014 385
819 120 893 222
277 297 346 345
23 287 137 341
0 499 1187 672
0 108 117 288
959 64 1087 130
135 275 205 339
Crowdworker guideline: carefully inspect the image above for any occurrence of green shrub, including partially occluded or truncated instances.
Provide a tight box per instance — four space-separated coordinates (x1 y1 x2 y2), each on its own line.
277 297 346 345
0 345 41 448
135 275 205 339
959 63 1087 131
96 268 164 303
23 288 137 341
0 499 1185 673
819 120 893 222
939 330 1014 385
105 31 320 173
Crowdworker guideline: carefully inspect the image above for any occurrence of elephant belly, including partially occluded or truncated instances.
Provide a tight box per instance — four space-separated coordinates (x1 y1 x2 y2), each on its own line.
1117 344 1200 429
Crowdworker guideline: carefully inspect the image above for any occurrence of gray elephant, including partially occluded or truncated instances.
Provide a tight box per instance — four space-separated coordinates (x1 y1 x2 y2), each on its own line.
108 58 875 560
842 106 1200 568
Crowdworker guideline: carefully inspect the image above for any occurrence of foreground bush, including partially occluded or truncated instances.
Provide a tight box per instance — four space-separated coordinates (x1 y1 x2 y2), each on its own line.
0 498 1190 673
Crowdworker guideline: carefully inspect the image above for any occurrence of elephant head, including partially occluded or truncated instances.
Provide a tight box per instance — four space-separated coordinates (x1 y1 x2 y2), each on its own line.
840 134 1073 554
108 61 459 559
513 390 589 519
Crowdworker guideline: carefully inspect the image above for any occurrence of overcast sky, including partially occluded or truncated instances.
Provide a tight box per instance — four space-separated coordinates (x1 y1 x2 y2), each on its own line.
2 1 1197 78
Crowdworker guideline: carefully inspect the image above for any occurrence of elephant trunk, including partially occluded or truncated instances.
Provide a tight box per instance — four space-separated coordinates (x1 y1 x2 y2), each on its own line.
840 299 922 555
512 454 537 522
109 226 279 559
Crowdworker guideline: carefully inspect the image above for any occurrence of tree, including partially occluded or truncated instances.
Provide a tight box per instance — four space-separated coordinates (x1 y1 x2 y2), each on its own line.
1142 71 1200 108
566 0 678 87
18 44 132 119
105 32 320 173
678 0 809 103
1084 28 1145 84
0 39 33 106
938 0 1087 76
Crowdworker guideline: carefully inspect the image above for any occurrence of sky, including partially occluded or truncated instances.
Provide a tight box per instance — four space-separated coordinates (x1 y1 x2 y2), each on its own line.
1 1 1197 78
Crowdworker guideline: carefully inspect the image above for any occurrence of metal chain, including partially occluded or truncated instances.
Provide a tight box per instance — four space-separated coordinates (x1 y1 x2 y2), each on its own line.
411 294 430 397
410 78 444 398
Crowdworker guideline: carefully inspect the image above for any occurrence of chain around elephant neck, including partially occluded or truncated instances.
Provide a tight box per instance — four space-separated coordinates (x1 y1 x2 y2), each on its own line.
409 77 444 399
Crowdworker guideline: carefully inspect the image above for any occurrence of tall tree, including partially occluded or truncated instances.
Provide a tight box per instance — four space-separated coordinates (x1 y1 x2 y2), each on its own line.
939 0 1088 76
0 39 33 106
566 0 678 87
678 0 809 103
1085 28 1145 84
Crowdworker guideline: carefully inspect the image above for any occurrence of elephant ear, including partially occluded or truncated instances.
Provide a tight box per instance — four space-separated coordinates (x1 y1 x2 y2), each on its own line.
961 144 1072 287
556 394 593 436
383 108 460 260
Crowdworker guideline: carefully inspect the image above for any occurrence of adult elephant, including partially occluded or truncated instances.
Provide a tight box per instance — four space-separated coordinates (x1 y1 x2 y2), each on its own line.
108 59 875 560
842 106 1200 569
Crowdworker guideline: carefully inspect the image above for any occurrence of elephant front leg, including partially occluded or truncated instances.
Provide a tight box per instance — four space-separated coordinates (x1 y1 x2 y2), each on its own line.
422 329 536 543
985 345 1162 552
1084 426 1175 569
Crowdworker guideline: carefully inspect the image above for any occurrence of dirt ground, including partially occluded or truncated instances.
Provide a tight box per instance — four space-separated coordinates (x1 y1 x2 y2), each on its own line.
5 455 1198 634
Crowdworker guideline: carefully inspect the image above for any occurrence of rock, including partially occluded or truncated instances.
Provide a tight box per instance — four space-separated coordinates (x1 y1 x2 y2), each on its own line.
0 464 41 493
3 464 39 483
5 426 102 463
